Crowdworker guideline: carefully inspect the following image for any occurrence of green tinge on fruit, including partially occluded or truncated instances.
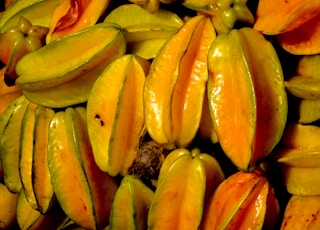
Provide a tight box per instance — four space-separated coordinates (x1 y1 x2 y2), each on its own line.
87 54 148 176
0 97 30 193
19 102 39 211
109 175 154 230
16 22 126 108
0 0 60 33
104 3 184 29
0 0 44 30
285 76 320 99
279 165 320 196
182 0 254 34
32 106 56 214
298 99 320 124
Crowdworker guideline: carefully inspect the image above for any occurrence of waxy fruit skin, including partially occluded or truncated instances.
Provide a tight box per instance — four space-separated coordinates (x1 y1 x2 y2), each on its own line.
201 168 280 230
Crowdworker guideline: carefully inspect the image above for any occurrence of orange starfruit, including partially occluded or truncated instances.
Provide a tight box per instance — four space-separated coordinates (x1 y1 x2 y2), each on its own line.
46 0 111 43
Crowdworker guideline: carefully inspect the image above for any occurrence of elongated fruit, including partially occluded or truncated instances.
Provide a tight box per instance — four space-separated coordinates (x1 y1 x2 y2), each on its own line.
15 22 126 108
87 54 149 176
207 27 287 171
144 15 216 148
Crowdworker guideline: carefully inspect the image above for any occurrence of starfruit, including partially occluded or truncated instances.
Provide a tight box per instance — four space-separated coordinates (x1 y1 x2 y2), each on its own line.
280 195 320 229
46 0 111 43
104 3 184 59
207 27 288 171
201 168 280 230
147 148 225 230
87 54 150 176
182 0 254 34
144 15 216 148
109 175 154 230
48 107 118 229
273 123 320 196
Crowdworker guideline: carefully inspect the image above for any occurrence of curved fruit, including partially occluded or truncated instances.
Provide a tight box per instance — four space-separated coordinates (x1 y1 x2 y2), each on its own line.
104 3 184 29
253 0 320 35
109 175 154 230
17 189 68 230
87 54 149 176
46 0 111 42
144 15 216 147
274 145 320 195
276 13 320 55
207 27 287 171
19 102 57 214
280 195 320 229
32 105 56 214
285 76 320 99
201 168 280 230
19 102 39 210
48 107 118 229
15 22 126 108
0 95 29 193
148 148 225 230
104 3 184 59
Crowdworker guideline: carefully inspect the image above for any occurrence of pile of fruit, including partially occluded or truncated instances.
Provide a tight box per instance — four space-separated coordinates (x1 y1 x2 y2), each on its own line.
1 0 320 229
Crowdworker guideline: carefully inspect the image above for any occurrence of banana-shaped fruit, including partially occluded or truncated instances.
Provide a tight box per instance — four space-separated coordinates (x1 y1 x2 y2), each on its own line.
207 27 288 171
274 144 320 196
144 15 215 148
285 75 320 100
48 107 118 229
19 102 56 214
0 183 19 229
109 175 154 230
32 105 56 214
19 102 39 210
46 0 110 43
104 3 184 59
87 54 149 176
0 0 60 33
273 122 320 195
280 195 320 229
147 148 225 230
17 188 68 230
15 22 126 108
0 95 29 193
201 168 280 230
183 0 254 34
